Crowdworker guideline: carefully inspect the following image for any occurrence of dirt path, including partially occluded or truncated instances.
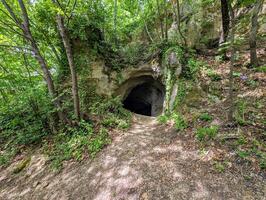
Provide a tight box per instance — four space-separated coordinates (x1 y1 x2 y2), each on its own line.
0 115 265 200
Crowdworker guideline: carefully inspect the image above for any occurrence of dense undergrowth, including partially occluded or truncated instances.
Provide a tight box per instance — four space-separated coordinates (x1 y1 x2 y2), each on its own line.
158 51 266 172
0 92 131 170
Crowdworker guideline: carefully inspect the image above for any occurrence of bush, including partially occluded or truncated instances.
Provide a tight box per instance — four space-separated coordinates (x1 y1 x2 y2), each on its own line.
45 121 111 170
198 113 213 121
172 113 188 131
158 114 170 124
196 125 218 141
90 96 131 129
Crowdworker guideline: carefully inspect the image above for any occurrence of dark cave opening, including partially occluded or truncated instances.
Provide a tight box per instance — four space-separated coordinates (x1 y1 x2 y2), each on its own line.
122 79 165 117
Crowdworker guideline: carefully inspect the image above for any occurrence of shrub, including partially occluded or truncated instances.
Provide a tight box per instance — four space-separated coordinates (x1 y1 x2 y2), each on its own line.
196 125 218 141
90 96 132 129
172 113 188 131
198 113 213 121
45 121 111 170
158 114 170 124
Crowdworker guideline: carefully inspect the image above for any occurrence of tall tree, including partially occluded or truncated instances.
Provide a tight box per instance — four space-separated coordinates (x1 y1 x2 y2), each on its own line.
171 0 187 46
219 0 230 59
56 14 81 120
249 0 263 67
1 0 68 124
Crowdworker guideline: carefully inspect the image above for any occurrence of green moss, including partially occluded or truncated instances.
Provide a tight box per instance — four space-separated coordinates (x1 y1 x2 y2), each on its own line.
12 157 31 174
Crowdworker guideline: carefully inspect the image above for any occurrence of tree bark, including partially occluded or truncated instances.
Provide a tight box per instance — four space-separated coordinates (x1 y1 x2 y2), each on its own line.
164 0 168 41
219 0 230 59
56 14 81 120
227 4 235 122
2 0 67 124
176 0 186 46
249 0 263 67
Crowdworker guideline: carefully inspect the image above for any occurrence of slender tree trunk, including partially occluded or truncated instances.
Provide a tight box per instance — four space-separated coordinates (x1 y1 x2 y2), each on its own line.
56 15 81 120
227 5 235 122
145 22 154 42
164 0 168 41
2 0 67 124
176 0 187 46
249 0 263 67
114 0 118 46
219 0 230 59
156 0 164 40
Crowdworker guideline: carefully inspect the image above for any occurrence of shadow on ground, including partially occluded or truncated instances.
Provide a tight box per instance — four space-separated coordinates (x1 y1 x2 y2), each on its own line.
0 115 265 200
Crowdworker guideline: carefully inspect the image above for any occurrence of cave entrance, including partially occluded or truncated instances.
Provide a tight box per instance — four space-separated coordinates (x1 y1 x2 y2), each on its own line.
122 77 165 117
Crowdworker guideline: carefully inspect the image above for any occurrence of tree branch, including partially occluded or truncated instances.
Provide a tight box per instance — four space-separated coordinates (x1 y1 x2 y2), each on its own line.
1 0 22 28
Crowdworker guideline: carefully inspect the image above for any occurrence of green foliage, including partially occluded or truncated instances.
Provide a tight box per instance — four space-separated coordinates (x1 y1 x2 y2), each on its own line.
158 112 187 131
12 157 31 174
89 127 110 157
206 69 222 81
233 72 242 78
186 58 202 79
236 135 248 145
214 161 225 173
198 113 213 121
196 125 219 141
175 80 187 107
158 114 170 124
0 148 17 166
90 96 131 129
45 121 110 170
237 150 250 159
235 99 248 125
255 65 266 73
0 85 54 166
172 113 188 131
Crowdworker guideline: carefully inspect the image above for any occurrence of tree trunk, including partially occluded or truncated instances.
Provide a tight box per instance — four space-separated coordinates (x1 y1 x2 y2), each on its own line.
249 0 263 67
227 4 235 122
156 0 164 40
145 22 154 42
219 0 230 59
56 15 81 120
2 0 68 124
164 0 168 41
114 0 118 46
176 0 187 46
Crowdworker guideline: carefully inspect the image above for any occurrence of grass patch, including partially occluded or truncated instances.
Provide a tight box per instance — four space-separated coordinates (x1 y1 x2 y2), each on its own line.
157 114 170 124
198 113 213 121
172 113 188 131
196 125 219 141
255 65 266 73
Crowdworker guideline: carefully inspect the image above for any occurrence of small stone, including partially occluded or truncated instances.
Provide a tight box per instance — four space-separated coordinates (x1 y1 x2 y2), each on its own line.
33 181 40 187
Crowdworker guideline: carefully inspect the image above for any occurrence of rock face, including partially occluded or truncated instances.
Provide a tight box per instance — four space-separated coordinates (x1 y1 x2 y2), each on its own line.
89 60 166 116
90 61 163 97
